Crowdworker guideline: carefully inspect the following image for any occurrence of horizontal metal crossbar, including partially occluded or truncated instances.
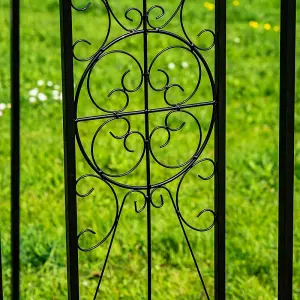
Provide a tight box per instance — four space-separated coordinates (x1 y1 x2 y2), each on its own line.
76 100 215 123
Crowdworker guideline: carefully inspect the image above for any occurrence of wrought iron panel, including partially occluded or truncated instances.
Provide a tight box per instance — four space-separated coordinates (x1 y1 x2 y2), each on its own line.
60 0 225 298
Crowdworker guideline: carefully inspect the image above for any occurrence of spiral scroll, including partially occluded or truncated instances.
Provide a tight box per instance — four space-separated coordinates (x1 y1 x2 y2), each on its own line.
71 1 216 298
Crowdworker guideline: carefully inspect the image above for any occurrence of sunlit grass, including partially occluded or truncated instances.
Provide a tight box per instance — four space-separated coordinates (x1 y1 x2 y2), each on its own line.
0 0 300 299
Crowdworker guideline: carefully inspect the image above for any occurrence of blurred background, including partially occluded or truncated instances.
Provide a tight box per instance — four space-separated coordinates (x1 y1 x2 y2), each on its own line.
0 0 299 298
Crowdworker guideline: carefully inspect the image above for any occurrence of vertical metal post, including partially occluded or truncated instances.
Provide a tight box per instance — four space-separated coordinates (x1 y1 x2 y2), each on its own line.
59 1 79 299
11 0 20 298
278 0 296 299
142 0 152 298
214 0 226 299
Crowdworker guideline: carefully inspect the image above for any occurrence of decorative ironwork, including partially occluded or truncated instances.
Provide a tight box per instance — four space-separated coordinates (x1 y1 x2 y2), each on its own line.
71 0 216 298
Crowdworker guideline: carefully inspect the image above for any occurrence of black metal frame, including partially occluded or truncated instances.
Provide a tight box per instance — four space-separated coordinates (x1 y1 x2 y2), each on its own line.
6 0 296 298
61 0 219 299
214 0 226 298
60 1 79 299
278 0 296 298
11 0 20 299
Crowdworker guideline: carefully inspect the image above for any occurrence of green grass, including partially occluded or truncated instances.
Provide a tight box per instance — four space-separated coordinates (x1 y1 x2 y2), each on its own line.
0 0 300 298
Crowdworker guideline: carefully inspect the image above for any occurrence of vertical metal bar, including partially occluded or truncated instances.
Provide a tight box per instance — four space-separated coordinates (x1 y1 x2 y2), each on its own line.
59 1 79 299
278 0 296 298
142 0 152 298
214 0 226 299
10 0 20 298
143 15 152 300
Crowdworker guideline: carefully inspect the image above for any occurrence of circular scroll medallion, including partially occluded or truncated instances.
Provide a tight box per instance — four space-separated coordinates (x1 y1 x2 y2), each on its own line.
75 30 215 190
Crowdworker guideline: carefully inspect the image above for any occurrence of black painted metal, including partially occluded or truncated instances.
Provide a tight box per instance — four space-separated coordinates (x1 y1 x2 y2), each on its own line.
61 0 217 298
59 0 79 298
10 0 20 298
142 0 152 297
278 0 296 299
4 0 295 298
214 0 226 299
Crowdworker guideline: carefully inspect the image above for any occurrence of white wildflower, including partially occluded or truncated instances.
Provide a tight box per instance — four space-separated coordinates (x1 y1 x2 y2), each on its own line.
0 103 6 110
181 61 189 68
233 37 240 44
37 80 44 86
47 81 53 87
38 93 47 101
83 280 89 287
29 88 39 96
168 62 176 70
53 94 60 100
52 90 59 96
60 92 63 101
29 97 37 103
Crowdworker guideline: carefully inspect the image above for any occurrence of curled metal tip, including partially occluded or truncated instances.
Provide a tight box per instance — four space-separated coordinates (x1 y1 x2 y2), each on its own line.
148 5 165 20
77 187 94 198
107 88 121 98
121 70 131 87
150 187 172 209
196 29 215 51
125 7 142 23
124 134 135 153
125 9 134 21
196 209 216 231
159 129 171 148
197 208 212 218
168 121 185 132
109 130 128 140
72 39 93 62
134 200 146 213
171 83 184 92
77 228 96 243
157 68 169 78
151 194 164 208
71 1 91 12
73 39 91 47
197 158 216 180
109 131 116 138
76 174 100 197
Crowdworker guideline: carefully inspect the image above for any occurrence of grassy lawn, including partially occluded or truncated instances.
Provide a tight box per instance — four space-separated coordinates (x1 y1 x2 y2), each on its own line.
0 0 300 298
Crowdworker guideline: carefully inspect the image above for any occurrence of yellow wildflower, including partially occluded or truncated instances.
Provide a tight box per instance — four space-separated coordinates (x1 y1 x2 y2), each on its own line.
204 2 215 11
273 25 280 32
233 0 240 6
249 21 259 29
264 23 271 30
